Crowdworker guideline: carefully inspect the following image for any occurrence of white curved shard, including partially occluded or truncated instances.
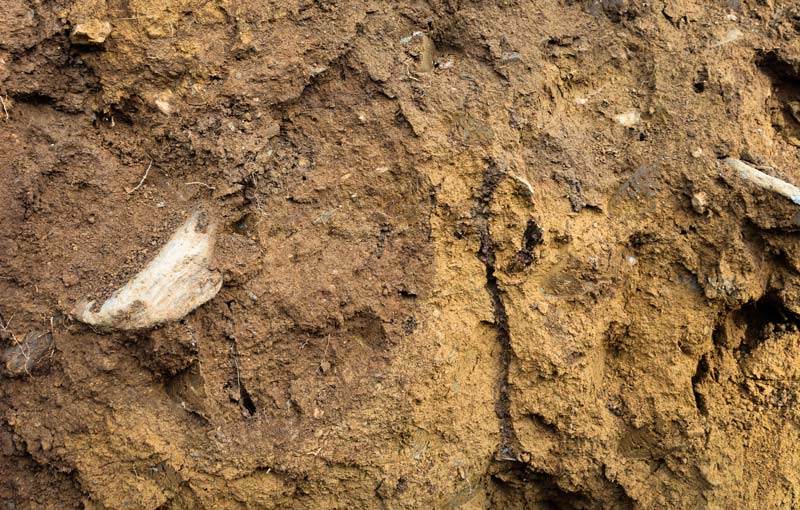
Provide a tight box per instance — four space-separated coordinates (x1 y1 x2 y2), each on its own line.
73 210 222 330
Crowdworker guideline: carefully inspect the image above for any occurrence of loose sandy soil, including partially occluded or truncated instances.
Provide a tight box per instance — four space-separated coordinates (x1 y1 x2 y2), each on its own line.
3 1 800 508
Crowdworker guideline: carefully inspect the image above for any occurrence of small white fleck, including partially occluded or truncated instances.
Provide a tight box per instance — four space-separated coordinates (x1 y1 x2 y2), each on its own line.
154 97 172 115
614 110 641 127
712 29 742 48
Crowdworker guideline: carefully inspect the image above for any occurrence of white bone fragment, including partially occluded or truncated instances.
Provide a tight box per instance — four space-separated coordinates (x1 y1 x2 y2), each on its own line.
725 158 800 205
73 210 222 330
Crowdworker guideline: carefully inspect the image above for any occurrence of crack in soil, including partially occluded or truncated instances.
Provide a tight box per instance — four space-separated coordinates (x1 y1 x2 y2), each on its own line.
472 160 520 460
227 336 257 416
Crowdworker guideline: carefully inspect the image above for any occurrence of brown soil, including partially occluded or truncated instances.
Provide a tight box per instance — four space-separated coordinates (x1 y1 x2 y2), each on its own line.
3 1 800 508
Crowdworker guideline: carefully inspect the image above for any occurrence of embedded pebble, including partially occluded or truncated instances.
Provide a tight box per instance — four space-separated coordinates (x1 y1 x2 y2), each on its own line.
71 19 112 46
691 192 708 214
2 331 54 377
614 110 641 127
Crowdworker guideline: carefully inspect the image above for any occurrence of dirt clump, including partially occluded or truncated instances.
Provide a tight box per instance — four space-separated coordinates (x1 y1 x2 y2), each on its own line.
3 1 800 509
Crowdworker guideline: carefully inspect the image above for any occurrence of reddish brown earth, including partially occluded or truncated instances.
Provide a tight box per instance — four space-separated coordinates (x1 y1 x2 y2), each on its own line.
3 1 800 508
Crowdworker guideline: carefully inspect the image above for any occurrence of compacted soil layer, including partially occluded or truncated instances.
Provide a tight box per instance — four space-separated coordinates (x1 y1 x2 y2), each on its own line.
3 1 800 508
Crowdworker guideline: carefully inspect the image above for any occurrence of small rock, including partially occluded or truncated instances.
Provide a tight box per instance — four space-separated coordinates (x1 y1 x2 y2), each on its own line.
436 57 454 70
265 121 281 139
319 360 331 374
614 110 641 127
2 331 54 377
154 91 174 115
787 101 800 124
312 209 336 225
601 0 640 20
691 191 708 214
155 99 172 115
691 148 703 158
71 19 112 46
400 31 424 45
61 272 79 287
500 51 521 64
712 29 742 48
511 174 534 198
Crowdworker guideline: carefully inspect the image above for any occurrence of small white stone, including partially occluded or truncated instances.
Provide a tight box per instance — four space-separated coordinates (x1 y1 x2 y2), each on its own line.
154 91 174 115
154 99 171 115
614 110 641 127
71 19 112 45
691 192 708 214
712 29 742 48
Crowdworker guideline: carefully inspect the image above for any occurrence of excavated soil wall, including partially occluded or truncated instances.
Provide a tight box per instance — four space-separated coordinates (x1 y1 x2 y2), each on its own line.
3 1 800 508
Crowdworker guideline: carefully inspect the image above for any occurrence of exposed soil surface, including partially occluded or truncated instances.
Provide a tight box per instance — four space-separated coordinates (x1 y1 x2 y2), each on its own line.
3 1 800 508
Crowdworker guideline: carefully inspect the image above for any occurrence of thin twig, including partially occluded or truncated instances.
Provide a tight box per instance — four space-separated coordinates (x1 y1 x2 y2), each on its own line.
0 312 14 330
404 61 421 82
185 181 216 190
0 95 8 121
127 159 153 194
230 345 241 395
17 341 31 377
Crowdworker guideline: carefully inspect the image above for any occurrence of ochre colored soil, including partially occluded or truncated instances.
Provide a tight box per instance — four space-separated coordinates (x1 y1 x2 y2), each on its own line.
3 1 800 508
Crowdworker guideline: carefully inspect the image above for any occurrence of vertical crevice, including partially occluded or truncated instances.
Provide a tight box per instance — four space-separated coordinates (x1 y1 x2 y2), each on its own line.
691 354 709 416
472 160 520 460
227 337 256 417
